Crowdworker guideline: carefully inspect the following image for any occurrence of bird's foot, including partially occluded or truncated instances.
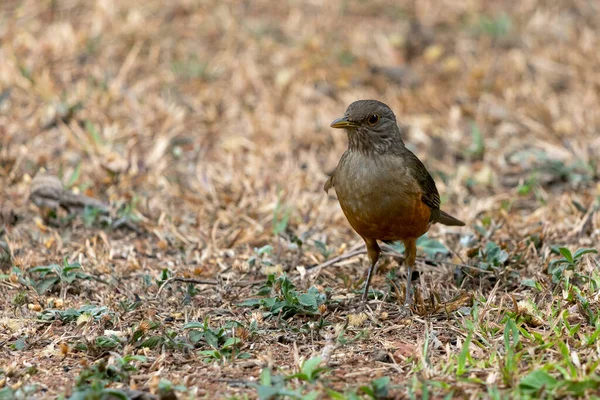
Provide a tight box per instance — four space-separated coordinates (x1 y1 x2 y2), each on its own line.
353 300 369 313
398 303 412 319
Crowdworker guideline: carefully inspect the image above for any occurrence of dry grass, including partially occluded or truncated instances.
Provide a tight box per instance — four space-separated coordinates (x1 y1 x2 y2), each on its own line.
1 0 599 398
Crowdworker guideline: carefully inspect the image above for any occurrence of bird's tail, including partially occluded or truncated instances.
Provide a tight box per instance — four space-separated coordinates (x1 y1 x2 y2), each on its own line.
438 210 465 226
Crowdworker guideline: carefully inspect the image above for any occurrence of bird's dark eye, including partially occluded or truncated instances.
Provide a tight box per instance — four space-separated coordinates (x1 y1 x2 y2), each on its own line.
367 114 379 125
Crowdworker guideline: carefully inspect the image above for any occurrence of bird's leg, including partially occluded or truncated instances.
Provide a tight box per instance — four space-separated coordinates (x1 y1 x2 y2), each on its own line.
403 238 417 306
362 238 381 302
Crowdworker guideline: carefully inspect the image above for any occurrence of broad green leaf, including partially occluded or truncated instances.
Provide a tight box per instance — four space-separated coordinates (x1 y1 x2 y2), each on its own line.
417 235 450 258
223 337 241 349
573 248 597 260
301 356 322 378
559 247 573 263
297 293 318 308
519 369 558 393
139 336 163 349
183 321 205 329
520 279 542 291
34 277 58 294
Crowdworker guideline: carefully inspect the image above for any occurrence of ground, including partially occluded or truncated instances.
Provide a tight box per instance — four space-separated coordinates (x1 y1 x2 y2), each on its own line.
1 0 600 399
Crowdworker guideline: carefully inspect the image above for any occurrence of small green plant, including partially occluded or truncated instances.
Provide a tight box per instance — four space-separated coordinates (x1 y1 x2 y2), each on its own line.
113 196 142 228
499 317 520 386
156 268 171 288
38 305 111 323
247 245 275 269
386 234 449 259
82 205 109 227
477 242 509 270
239 274 327 319
313 239 333 259
273 196 292 236
27 259 97 295
477 13 511 37
250 367 317 400
250 357 327 400
518 368 600 397
520 278 543 292
287 357 327 383
456 332 472 377
517 173 538 196
0 384 39 399
358 376 391 399
184 318 250 363
467 122 485 160
548 246 597 284
69 353 147 399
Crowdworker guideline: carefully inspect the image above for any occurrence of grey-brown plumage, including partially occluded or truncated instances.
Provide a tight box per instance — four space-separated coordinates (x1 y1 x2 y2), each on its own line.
326 100 464 304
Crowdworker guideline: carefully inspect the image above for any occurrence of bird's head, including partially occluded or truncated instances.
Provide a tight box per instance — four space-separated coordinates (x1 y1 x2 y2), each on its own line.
330 100 404 154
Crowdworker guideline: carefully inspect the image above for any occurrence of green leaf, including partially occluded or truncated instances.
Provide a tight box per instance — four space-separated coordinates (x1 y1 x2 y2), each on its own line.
325 389 348 400
96 335 120 349
272 199 291 236
13 336 27 350
314 240 331 258
503 318 519 350
260 368 272 386
34 277 59 294
256 386 279 400
301 392 319 400
297 293 318 309
559 247 573 263
188 330 203 345
183 321 205 329
85 120 105 146
238 299 264 307
468 122 485 158
66 162 81 188
222 337 241 349
485 242 509 266
573 248 597 260
123 355 147 363
0 387 16 399
519 370 558 393
301 356 322 377
28 265 56 274
371 376 391 398
520 279 542 291
204 330 220 349
457 333 472 376
562 377 600 396
139 336 163 349
98 389 128 400
62 264 82 274
256 245 273 256
417 235 450 258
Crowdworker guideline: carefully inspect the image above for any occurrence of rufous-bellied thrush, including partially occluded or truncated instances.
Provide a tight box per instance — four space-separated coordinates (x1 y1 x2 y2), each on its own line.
325 100 464 305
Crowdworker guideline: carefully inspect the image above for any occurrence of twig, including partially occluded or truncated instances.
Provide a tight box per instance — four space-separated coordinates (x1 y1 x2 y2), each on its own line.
306 249 365 273
307 246 493 274
155 276 266 298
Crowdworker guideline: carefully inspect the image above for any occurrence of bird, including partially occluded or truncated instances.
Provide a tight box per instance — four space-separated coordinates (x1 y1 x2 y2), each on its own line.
325 100 464 306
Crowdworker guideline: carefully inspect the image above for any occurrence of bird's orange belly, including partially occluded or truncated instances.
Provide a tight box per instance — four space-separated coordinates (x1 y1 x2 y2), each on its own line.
339 195 431 241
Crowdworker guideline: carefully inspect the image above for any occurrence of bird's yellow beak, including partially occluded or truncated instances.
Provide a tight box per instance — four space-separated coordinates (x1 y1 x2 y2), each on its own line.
330 116 359 129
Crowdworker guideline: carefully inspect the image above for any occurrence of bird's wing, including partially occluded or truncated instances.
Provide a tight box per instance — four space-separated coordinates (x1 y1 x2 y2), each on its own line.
324 171 334 193
404 150 441 218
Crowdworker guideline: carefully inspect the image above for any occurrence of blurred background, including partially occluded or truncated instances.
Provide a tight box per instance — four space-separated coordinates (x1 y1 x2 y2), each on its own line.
1 1 599 228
